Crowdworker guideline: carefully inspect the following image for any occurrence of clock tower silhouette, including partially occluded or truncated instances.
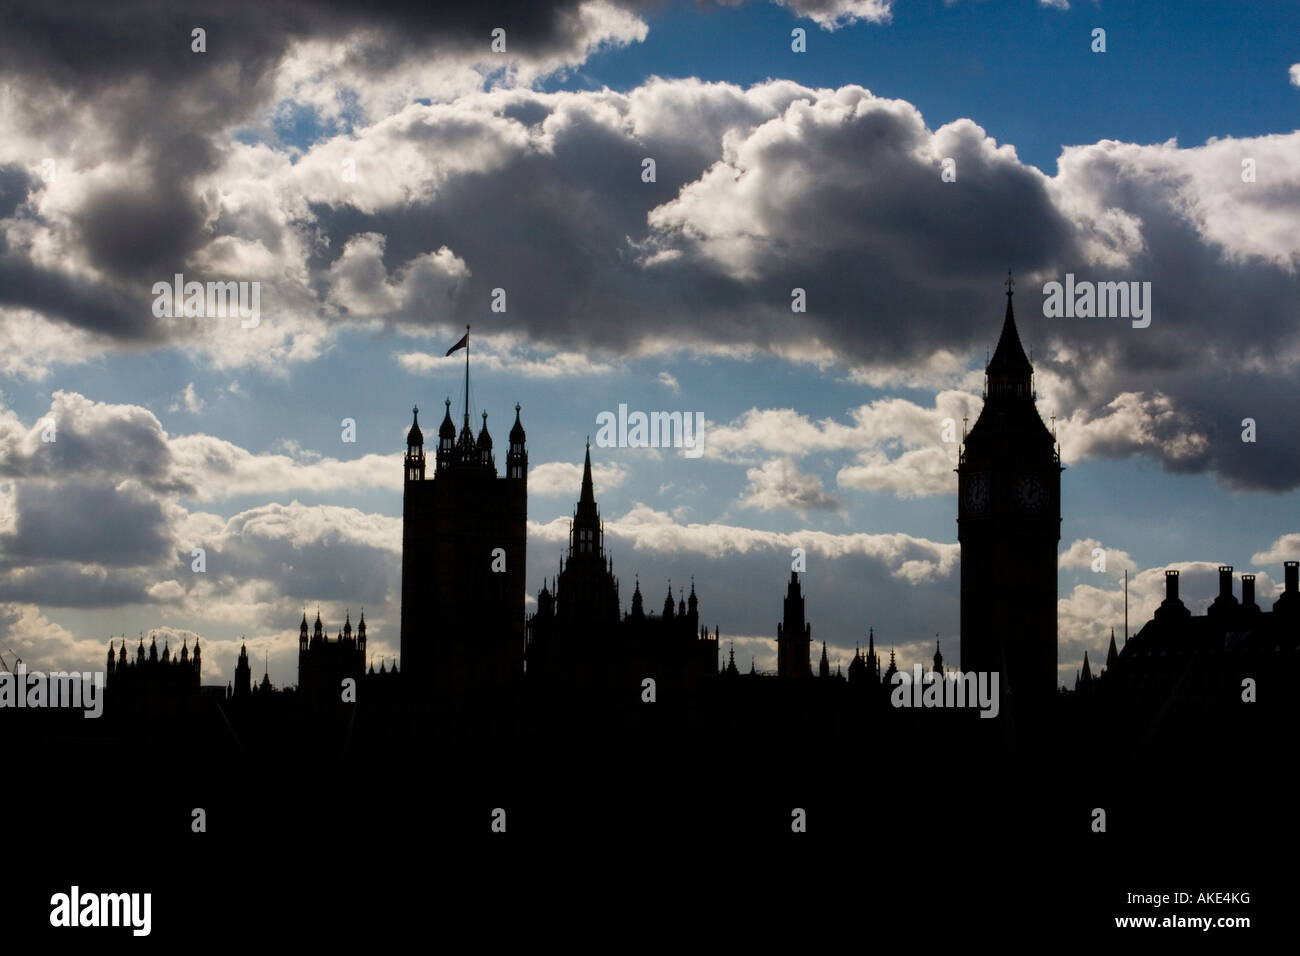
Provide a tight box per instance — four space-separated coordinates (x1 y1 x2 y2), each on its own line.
957 274 1062 721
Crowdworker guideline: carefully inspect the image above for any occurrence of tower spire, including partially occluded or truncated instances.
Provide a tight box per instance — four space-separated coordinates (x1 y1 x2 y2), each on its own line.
580 440 595 505
985 270 1033 399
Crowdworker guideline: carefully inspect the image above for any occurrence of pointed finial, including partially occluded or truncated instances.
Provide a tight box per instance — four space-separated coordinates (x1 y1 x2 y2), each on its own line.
1005 269 1015 297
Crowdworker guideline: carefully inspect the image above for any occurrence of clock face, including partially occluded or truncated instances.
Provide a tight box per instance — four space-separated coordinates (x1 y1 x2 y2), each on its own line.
1015 474 1047 512
963 473 990 514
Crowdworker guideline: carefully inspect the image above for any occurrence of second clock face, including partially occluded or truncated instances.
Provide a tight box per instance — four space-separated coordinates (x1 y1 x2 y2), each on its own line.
1015 474 1047 512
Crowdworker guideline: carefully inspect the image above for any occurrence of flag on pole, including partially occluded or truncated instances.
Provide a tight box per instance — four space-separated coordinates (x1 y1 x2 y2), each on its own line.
445 331 469 356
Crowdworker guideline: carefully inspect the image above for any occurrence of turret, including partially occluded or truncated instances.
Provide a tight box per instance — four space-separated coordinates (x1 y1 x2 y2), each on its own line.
299 613 309 652
630 578 644 620
437 398 455 473
405 406 426 482
476 411 494 469
507 403 527 480
234 641 252 698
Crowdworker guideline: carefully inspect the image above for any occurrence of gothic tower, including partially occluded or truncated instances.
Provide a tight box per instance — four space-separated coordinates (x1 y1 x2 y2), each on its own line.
525 442 620 684
399 335 527 707
957 275 1061 717
776 571 812 679
234 642 252 699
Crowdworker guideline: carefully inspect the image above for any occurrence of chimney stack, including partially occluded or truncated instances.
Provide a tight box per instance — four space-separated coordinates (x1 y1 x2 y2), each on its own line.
1218 565 1234 600
1164 569 1179 602
1286 561 1299 593
1241 574 1257 610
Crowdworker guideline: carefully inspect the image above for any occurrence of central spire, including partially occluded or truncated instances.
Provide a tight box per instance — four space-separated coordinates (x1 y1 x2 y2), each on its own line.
579 440 595 506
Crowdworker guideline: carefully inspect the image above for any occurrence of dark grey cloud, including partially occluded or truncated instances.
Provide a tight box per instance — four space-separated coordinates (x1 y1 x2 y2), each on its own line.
0 0 653 344
3 478 171 565
0 165 31 220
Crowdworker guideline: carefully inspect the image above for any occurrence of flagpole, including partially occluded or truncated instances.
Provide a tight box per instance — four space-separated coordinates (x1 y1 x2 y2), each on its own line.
464 324 470 425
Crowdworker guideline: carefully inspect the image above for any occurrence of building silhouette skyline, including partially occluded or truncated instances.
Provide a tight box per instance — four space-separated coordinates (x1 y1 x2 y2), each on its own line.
48 284 1298 737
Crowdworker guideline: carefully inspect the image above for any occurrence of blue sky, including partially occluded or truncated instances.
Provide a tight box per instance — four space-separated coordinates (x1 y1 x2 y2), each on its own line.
1 0 1298 688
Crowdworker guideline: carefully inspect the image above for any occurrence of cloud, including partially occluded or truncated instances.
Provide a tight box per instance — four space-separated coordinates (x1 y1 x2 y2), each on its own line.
737 457 843 513
532 502 959 581
1291 63 1300 87
1 16 1299 496
396 341 617 379
1053 391 1209 471
1058 538 1137 576
775 0 893 30
705 392 980 498
326 233 469 318
169 383 205 414
529 459 629 495
0 390 400 503
657 371 680 393
1251 532 1300 565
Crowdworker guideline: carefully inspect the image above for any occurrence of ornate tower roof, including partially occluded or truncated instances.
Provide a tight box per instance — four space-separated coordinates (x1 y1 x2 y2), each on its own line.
985 273 1033 388
631 578 644 618
509 403 526 444
439 398 456 441
406 406 423 447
